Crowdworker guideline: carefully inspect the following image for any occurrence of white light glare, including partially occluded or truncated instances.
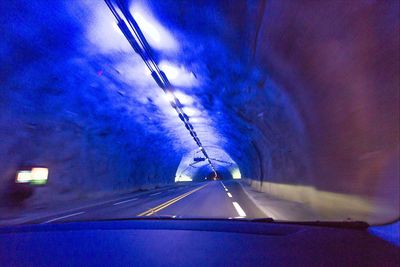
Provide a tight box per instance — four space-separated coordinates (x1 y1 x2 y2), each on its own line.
87 3 131 52
133 12 161 43
130 5 178 51
183 107 200 116
31 168 49 184
174 91 194 105
16 171 31 183
175 175 192 182
231 168 242 179
112 22 122 35
159 63 179 79
165 91 175 103
189 117 206 123
159 61 198 87
15 167 49 185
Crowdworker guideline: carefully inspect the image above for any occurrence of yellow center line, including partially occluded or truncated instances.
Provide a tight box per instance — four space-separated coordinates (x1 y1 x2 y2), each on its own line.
137 183 209 216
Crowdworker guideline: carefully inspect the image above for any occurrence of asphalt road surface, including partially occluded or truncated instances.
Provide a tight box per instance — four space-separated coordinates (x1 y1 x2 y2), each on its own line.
28 180 266 224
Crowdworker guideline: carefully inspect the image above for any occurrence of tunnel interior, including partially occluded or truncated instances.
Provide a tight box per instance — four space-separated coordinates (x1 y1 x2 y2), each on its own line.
0 0 398 224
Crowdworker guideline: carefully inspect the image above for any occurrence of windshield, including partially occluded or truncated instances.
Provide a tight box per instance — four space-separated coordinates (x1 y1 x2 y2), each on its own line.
0 0 399 227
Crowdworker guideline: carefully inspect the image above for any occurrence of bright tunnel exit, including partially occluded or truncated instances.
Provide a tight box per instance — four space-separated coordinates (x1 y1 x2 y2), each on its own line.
175 147 242 182
230 168 241 179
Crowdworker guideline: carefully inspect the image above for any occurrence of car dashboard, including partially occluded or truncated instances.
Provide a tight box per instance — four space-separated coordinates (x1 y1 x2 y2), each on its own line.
0 219 399 266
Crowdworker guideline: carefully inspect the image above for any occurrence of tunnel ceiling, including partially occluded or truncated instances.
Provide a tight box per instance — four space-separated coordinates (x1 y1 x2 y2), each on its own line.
81 0 272 177
87 0 267 176
1 0 398 222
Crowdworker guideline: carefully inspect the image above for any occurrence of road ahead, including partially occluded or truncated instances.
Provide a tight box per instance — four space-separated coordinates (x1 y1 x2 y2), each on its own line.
30 180 266 224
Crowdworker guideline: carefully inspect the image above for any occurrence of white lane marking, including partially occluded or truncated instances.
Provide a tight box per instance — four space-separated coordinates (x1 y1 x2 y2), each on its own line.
150 192 162 196
43 211 85 224
225 188 228 192
113 198 138 206
232 202 246 217
227 192 232 198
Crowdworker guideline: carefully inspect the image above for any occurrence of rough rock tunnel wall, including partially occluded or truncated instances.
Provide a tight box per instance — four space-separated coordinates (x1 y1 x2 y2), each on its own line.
0 1 182 206
244 0 399 223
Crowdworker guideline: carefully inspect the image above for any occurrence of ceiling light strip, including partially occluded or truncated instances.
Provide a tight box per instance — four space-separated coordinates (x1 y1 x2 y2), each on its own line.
104 0 217 175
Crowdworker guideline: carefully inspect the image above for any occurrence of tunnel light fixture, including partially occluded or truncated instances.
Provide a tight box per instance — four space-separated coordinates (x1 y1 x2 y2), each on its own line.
231 168 242 179
16 170 32 183
176 174 192 182
31 168 49 185
15 167 49 185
